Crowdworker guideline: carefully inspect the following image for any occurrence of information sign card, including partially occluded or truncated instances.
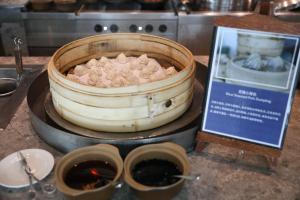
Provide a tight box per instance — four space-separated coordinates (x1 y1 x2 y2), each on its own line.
201 26 300 149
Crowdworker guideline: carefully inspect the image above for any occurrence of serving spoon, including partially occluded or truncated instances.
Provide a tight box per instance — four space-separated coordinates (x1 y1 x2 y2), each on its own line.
18 151 57 199
18 151 37 200
173 174 201 181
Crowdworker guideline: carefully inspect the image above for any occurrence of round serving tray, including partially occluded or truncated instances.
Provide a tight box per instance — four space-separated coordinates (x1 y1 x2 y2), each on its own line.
44 81 202 140
27 71 203 156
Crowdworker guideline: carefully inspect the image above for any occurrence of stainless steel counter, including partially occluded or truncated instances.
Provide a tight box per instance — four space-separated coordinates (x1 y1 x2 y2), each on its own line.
274 11 300 22
22 12 178 55
1 9 252 56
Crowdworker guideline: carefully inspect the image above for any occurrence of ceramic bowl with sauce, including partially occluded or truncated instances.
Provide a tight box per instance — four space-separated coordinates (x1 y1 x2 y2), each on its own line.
55 144 123 200
124 142 190 200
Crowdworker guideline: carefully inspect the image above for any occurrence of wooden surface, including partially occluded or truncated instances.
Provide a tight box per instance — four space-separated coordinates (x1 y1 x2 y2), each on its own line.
214 14 300 35
196 132 282 158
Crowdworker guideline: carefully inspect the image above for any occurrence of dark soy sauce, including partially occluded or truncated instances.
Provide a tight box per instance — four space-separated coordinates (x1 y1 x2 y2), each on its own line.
132 159 182 187
64 160 116 190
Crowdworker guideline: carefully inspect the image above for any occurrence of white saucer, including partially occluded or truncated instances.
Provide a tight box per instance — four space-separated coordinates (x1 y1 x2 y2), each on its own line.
0 149 55 188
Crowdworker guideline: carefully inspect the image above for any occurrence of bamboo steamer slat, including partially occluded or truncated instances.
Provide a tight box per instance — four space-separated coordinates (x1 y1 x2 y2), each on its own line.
52 94 193 132
48 33 195 132
51 85 193 121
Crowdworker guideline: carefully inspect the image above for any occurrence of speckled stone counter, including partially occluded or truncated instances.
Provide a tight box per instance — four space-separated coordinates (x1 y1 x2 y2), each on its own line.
0 57 299 200
0 57 50 65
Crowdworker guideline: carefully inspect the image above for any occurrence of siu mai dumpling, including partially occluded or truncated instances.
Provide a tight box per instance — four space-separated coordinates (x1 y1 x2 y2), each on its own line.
74 65 89 76
138 54 149 65
165 66 177 76
116 53 128 64
86 58 98 68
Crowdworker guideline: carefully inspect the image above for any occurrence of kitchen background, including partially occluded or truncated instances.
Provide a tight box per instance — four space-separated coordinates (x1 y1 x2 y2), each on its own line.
0 0 299 56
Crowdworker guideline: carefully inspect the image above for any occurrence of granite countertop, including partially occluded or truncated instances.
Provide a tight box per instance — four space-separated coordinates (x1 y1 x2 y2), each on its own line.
0 57 299 200
0 57 50 65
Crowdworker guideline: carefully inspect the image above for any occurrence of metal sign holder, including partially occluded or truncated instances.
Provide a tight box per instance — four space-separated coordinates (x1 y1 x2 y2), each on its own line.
196 14 300 169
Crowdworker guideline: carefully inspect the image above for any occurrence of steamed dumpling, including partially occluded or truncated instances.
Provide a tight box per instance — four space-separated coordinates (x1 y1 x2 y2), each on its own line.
86 58 98 68
116 53 127 64
165 66 177 76
74 65 89 76
266 56 285 72
138 54 149 65
243 53 262 70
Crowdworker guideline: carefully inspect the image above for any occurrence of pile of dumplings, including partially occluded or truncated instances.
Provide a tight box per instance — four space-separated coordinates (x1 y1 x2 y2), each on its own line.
66 53 178 88
242 53 287 72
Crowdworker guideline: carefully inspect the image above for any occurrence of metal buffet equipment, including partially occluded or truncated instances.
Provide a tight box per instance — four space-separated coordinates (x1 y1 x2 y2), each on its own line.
25 33 207 156
27 69 204 156
0 0 264 56
272 0 300 22
0 0 299 56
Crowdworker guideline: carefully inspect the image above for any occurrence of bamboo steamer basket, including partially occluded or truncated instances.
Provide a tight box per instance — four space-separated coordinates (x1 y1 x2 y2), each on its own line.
238 34 284 57
48 33 195 132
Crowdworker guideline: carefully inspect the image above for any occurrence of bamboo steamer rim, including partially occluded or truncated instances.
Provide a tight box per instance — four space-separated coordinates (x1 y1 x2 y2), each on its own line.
52 96 193 132
50 84 193 121
48 33 195 96
49 34 194 93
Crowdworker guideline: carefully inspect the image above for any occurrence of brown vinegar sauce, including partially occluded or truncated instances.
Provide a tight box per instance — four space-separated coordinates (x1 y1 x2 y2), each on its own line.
132 159 182 187
64 160 116 190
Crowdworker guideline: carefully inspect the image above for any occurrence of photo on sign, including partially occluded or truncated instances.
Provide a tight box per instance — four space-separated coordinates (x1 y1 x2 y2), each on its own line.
213 28 299 91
